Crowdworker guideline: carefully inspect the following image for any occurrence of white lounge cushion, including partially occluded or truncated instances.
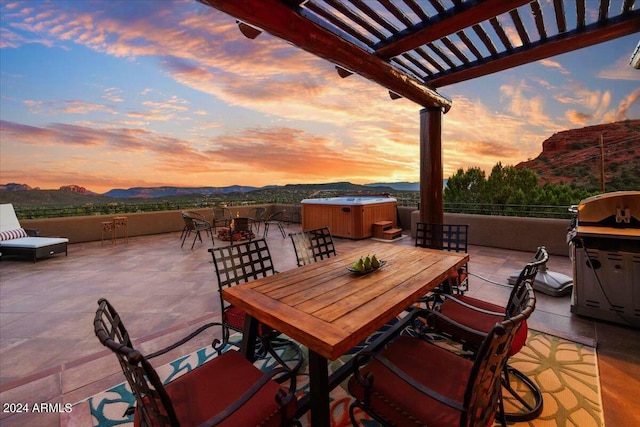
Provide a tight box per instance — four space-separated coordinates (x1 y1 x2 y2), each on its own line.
0 237 68 248
1 204 22 232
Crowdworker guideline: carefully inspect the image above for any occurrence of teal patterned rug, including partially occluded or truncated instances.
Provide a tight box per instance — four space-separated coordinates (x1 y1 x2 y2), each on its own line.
87 344 222 426
81 328 603 427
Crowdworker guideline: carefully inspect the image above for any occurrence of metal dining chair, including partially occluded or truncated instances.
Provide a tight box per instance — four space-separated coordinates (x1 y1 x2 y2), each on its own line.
415 222 469 294
208 239 303 376
94 298 300 427
263 210 287 238
212 207 232 232
415 222 469 307
247 206 267 233
180 211 214 249
348 278 535 427
288 226 337 267
424 247 549 422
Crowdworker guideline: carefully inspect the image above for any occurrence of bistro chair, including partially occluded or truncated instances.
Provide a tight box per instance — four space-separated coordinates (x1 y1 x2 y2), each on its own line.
247 207 267 233
208 239 303 375
415 222 469 306
180 211 214 250
263 210 287 238
94 298 299 427
288 226 337 267
423 246 548 422
212 207 232 232
348 279 534 427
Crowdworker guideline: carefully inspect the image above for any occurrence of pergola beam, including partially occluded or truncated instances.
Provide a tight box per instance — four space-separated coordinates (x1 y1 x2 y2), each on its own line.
375 0 532 59
428 12 640 88
198 0 452 111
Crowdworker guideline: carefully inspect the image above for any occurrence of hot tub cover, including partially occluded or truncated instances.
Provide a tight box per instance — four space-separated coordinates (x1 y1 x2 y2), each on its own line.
301 197 396 205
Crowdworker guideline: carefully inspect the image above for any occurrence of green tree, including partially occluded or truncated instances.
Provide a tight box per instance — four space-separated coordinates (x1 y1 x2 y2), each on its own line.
488 164 538 202
444 162 599 217
444 167 487 204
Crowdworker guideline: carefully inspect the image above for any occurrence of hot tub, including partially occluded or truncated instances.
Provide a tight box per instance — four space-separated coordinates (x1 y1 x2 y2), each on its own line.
301 196 398 239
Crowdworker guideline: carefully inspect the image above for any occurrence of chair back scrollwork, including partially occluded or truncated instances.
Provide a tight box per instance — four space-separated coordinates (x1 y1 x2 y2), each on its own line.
94 298 177 426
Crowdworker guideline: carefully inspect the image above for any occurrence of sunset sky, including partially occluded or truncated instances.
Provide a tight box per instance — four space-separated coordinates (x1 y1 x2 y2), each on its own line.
1 0 639 194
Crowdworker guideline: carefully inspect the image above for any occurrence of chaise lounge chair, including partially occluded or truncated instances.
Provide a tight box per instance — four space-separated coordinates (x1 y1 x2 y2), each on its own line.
0 204 68 262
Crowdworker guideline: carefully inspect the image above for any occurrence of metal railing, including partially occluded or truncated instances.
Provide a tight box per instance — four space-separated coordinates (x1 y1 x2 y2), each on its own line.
393 196 574 219
13 199 574 220
444 203 573 219
14 202 206 219
12 197 283 219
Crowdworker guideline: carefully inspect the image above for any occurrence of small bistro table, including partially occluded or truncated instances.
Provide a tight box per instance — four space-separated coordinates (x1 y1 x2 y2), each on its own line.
222 242 469 426
101 216 128 246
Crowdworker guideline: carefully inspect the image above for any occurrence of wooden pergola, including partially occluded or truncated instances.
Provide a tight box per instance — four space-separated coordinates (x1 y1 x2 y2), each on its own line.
197 0 639 224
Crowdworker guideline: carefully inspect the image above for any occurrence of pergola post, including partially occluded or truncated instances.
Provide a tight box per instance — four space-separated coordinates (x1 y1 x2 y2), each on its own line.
419 107 444 225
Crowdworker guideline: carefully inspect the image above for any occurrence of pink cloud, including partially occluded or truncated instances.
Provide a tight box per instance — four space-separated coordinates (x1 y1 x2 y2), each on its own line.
539 59 570 75
0 28 25 48
615 88 640 121
24 100 117 115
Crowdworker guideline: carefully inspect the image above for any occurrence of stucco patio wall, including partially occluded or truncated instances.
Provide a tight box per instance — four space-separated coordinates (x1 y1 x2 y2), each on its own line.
20 209 188 243
18 204 569 255
17 204 298 244
404 208 570 256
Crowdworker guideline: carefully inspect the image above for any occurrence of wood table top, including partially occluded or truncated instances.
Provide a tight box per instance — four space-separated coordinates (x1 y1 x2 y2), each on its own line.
223 242 469 360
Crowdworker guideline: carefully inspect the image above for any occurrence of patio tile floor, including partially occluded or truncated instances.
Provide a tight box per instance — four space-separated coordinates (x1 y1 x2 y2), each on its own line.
0 224 638 426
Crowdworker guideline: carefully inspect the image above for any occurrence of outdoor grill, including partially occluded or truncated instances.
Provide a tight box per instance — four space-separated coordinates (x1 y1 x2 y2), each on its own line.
567 191 640 328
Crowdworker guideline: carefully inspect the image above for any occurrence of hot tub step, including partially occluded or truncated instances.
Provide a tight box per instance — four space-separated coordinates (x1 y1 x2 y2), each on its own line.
382 228 402 240
373 221 394 239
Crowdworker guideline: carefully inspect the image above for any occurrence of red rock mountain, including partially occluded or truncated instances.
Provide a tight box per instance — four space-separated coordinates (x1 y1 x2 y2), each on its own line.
516 120 640 189
59 184 90 194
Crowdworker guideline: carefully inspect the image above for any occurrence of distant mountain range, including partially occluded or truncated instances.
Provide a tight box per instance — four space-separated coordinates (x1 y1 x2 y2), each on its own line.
0 181 423 205
0 181 421 199
365 181 421 191
103 182 419 198
102 185 260 198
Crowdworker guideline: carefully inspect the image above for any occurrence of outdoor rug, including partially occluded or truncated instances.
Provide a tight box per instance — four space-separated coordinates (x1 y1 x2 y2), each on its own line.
81 329 603 427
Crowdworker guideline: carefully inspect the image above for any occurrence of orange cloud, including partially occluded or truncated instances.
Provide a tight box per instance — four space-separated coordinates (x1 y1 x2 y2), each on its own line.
3 1 634 194
0 118 418 192
565 110 593 126
441 95 561 176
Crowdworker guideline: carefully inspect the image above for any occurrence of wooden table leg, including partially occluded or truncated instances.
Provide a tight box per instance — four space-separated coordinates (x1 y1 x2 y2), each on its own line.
308 350 330 427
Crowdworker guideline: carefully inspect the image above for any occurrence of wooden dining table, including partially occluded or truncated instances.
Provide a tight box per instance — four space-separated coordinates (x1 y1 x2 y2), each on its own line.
222 241 469 426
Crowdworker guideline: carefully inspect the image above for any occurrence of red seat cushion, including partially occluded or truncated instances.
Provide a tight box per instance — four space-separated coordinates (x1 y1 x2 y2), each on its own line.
225 306 272 335
447 268 467 285
134 350 295 427
349 335 496 427
438 295 527 356
439 268 466 294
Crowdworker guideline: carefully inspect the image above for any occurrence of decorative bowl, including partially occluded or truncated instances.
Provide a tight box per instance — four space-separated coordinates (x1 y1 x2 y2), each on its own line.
347 260 386 275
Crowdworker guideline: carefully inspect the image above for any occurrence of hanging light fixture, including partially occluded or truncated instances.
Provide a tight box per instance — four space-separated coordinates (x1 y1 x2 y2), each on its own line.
335 66 353 78
237 21 262 39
